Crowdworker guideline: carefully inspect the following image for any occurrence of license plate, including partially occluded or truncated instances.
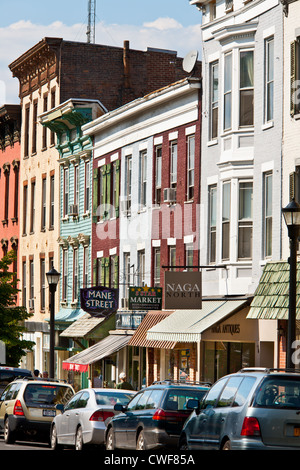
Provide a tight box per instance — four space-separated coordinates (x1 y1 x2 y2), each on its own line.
294 427 300 437
43 409 56 417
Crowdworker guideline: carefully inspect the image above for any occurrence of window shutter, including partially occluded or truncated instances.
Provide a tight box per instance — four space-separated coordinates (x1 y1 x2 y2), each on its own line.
93 258 97 286
114 256 119 289
92 168 98 223
291 41 296 116
115 160 120 218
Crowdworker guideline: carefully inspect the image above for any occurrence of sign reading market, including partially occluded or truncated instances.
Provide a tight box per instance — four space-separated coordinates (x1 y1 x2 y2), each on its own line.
129 286 162 310
164 271 202 309
80 286 119 318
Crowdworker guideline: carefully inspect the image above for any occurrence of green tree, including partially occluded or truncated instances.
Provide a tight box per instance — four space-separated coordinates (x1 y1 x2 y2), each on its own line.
0 251 34 366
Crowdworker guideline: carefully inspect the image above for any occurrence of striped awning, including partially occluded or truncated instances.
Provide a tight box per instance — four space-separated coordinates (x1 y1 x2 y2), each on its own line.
129 310 176 349
146 300 249 344
62 334 131 373
247 261 300 320
60 313 106 338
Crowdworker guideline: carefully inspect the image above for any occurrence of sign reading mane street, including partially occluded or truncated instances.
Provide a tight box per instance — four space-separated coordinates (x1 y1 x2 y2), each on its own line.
164 271 202 309
129 286 162 310
80 286 119 317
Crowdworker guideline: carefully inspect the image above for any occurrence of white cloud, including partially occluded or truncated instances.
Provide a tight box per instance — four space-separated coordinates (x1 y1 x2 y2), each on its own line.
0 18 202 105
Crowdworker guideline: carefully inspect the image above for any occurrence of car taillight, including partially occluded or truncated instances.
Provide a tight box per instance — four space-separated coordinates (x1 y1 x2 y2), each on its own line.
152 409 181 422
241 417 261 437
89 410 114 422
13 399 24 416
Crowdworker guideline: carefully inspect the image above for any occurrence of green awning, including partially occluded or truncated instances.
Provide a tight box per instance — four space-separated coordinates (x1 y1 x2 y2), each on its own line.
247 261 300 320
146 299 249 343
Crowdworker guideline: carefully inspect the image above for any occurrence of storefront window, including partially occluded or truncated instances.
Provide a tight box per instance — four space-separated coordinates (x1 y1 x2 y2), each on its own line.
202 341 255 383
165 350 175 380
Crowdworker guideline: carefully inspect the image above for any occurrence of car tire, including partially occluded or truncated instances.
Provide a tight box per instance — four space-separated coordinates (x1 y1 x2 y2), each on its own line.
4 417 16 444
106 427 115 450
136 430 146 450
179 437 189 450
50 424 63 450
222 439 231 450
75 426 84 451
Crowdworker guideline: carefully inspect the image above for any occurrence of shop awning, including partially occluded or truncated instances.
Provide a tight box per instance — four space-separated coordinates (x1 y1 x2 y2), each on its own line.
247 261 300 320
62 334 131 373
129 310 176 349
146 299 249 343
60 313 106 338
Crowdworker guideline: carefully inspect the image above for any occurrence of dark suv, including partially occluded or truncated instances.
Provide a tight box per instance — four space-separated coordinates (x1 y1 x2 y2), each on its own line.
105 380 210 450
180 368 300 450
0 367 32 393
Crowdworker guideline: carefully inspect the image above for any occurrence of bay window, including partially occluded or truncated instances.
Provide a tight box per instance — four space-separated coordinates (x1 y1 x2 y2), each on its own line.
210 61 219 139
239 50 254 127
209 185 217 263
224 53 232 131
222 182 231 261
238 181 253 259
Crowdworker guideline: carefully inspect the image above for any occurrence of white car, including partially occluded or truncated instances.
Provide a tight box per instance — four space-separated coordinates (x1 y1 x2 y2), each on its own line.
50 388 135 450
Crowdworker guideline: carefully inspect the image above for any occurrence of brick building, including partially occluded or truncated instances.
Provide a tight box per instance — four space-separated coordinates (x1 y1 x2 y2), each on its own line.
0 104 21 302
8 36 192 377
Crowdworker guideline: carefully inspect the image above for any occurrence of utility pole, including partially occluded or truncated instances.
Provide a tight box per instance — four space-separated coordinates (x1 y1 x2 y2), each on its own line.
87 0 96 44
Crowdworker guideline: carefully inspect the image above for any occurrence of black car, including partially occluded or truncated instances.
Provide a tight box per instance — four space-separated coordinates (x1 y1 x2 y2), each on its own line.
0 367 32 393
105 380 210 450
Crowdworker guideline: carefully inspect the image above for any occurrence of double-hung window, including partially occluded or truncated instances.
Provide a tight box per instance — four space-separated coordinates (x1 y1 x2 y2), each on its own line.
73 248 78 302
63 167 69 218
239 50 254 127
222 182 231 261
210 61 219 139
263 173 272 258
265 37 274 123
125 156 132 214
62 249 68 302
84 160 90 213
224 53 232 131
139 151 147 209
155 146 162 205
187 135 195 200
153 247 161 287
41 177 46 231
170 141 177 189
238 181 253 259
137 250 145 286
208 185 217 263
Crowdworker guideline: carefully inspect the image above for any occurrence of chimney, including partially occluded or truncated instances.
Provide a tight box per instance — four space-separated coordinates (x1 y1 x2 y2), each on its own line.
123 40 130 89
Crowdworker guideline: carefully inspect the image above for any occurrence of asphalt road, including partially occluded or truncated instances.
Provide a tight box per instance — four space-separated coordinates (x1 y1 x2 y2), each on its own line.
0 435 50 450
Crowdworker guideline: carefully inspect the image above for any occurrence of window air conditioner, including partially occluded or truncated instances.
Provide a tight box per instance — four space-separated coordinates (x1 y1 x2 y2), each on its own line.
69 204 79 216
163 188 176 204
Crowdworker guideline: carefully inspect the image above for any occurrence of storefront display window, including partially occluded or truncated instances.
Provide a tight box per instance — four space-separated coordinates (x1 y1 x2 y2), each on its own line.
202 341 255 383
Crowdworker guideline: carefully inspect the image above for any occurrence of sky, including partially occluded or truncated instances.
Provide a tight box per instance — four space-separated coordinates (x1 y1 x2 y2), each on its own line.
0 0 203 105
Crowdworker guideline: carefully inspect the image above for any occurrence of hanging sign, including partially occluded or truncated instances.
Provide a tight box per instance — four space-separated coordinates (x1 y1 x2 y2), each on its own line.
129 286 163 310
80 286 119 317
164 271 202 309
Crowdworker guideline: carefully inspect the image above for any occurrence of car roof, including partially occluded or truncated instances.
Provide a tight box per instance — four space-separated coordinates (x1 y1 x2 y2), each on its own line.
83 388 135 393
0 366 31 372
145 380 211 391
218 368 300 381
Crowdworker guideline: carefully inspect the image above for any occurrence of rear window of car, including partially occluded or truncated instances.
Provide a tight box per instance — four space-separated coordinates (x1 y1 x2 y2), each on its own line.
253 376 300 409
95 391 134 406
165 389 207 411
24 384 74 407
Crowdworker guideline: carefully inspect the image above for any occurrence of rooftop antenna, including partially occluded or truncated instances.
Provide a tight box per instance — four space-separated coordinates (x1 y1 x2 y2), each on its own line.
87 0 96 44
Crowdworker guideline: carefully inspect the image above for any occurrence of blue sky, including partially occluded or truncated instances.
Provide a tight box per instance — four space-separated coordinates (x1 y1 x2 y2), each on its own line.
0 0 202 104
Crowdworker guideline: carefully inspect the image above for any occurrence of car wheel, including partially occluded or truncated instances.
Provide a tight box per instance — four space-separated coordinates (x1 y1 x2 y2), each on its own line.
179 437 189 450
4 417 15 444
51 425 63 450
222 439 231 450
106 427 115 450
136 430 146 450
75 426 84 451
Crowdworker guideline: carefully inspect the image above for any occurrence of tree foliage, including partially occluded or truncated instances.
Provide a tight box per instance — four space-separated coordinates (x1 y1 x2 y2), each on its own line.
0 251 34 366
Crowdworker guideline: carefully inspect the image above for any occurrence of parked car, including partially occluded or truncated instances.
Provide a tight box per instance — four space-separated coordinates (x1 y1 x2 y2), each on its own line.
0 377 74 444
179 367 300 450
50 388 135 450
0 366 32 393
105 380 211 450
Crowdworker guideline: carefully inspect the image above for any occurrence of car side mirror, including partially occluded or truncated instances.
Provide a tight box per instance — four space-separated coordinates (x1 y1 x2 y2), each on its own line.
55 403 65 413
186 398 200 410
114 403 127 413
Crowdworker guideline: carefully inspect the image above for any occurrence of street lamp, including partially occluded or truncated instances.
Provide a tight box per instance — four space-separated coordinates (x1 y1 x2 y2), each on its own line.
46 267 61 379
282 199 300 369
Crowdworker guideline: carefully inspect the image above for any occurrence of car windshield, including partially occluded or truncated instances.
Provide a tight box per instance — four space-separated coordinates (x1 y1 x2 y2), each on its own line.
95 391 134 406
253 376 300 409
165 389 207 411
24 384 74 407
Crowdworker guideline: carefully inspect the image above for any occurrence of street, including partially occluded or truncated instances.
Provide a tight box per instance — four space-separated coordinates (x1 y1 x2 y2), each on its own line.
0 435 50 451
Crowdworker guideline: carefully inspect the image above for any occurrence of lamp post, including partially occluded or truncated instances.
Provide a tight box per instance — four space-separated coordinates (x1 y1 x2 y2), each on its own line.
46 267 61 379
282 199 300 369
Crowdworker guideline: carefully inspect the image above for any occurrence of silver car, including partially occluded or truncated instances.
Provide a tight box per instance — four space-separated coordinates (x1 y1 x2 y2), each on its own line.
180 368 300 450
50 388 135 450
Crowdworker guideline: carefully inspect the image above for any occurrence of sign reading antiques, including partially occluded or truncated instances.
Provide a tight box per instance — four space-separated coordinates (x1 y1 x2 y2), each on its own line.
80 286 119 318
129 286 162 310
164 271 202 309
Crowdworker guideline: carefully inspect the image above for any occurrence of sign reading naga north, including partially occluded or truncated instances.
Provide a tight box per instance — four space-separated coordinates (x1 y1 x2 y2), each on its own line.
80 286 119 317
164 271 202 309
129 286 162 310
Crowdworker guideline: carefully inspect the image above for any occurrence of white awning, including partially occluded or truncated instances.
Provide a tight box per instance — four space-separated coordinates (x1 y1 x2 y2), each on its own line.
146 300 248 343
